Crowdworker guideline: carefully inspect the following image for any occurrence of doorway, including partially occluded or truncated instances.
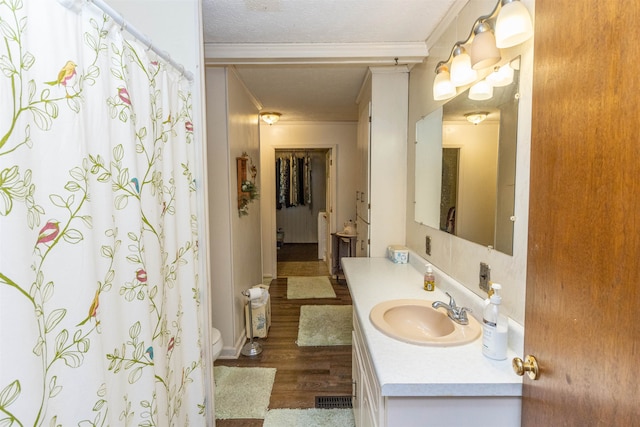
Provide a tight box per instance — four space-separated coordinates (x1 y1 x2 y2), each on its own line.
274 149 331 275
275 149 327 244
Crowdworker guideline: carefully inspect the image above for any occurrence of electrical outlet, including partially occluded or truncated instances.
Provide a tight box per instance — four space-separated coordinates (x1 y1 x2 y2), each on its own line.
479 262 491 292
425 235 431 256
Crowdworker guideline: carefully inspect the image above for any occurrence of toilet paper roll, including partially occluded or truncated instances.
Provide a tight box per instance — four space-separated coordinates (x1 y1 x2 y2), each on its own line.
247 287 263 301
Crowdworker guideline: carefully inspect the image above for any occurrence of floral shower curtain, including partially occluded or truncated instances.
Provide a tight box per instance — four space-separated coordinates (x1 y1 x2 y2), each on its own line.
0 1 206 425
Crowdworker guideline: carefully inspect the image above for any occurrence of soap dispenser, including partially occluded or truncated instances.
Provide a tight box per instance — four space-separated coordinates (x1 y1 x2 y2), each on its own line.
423 265 435 292
482 283 508 360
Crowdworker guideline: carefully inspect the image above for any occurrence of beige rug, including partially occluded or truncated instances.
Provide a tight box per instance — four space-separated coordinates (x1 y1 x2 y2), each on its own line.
287 276 336 299
297 305 352 346
214 366 276 419
278 261 330 277
264 408 355 427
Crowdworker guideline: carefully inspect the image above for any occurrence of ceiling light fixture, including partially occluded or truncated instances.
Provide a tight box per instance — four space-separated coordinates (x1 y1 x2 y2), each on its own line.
465 112 489 125
260 112 281 125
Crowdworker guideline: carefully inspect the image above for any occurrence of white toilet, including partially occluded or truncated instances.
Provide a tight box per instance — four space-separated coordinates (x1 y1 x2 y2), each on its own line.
211 327 223 360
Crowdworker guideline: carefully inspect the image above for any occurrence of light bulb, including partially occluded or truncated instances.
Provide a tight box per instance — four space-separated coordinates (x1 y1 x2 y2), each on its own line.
495 0 534 48
433 66 456 101
450 46 478 87
469 79 494 101
486 63 514 87
470 22 501 70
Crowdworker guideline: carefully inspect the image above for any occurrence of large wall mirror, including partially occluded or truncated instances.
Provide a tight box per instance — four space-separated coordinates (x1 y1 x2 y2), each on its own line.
415 58 520 255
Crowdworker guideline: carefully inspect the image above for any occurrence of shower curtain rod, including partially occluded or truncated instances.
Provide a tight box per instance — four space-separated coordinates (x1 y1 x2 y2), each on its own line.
58 0 194 82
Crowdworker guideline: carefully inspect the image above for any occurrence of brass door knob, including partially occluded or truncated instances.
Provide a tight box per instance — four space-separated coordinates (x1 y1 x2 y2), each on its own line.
512 355 539 380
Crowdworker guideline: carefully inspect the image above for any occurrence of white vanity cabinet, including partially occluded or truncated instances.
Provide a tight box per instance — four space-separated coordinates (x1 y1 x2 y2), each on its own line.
352 313 383 427
345 257 523 427
352 313 521 427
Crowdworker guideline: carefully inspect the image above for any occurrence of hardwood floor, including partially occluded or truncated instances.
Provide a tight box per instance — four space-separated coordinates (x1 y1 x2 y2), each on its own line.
214 244 352 426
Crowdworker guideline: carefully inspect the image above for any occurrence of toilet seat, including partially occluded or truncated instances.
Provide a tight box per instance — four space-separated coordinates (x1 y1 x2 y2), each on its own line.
211 327 223 360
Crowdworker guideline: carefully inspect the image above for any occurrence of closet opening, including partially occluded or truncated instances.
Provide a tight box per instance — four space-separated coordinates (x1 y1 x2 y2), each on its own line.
274 148 331 269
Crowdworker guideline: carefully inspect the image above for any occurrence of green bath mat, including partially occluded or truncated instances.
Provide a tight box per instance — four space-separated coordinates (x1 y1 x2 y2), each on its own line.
296 305 352 346
287 276 336 299
214 366 276 419
263 408 355 427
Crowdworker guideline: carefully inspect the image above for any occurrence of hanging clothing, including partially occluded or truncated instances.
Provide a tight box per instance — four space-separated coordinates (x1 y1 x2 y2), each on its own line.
283 157 291 207
304 154 312 205
275 157 282 209
289 154 298 207
275 152 313 209
297 156 305 206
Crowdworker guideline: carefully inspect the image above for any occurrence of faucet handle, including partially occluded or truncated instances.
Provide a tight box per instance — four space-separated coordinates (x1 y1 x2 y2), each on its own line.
445 292 457 308
445 292 472 324
454 306 472 325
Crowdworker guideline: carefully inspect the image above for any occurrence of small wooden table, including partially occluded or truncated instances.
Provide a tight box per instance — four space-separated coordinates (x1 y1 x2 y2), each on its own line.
331 232 357 282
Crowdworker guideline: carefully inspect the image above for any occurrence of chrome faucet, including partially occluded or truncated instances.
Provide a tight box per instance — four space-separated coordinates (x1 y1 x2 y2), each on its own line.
432 292 471 325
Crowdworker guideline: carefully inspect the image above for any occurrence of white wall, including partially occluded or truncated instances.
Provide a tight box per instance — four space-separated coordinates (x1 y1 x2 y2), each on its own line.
227 71 263 348
260 123 358 279
405 0 534 324
205 67 234 349
107 1 199 71
206 67 263 356
368 68 409 257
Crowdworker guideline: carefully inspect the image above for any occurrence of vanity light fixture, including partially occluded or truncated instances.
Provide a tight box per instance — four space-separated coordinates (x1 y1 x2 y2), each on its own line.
432 0 532 100
486 63 515 87
469 79 494 101
465 112 489 125
470 21 501 70
495 0 534 48
450 45 478 87
260 112 281 125
433 63 457 101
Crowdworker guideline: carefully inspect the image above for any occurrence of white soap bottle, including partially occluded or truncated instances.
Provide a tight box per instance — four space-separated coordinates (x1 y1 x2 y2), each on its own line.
482 283 508 360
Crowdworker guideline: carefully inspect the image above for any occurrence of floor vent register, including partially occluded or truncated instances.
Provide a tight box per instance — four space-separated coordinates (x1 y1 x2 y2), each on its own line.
315 395 353 409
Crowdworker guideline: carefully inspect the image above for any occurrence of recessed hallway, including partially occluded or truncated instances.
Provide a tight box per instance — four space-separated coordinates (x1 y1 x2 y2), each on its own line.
214 244 352 426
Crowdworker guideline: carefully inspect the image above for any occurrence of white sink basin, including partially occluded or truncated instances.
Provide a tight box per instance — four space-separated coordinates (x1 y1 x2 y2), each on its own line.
369 299 481 346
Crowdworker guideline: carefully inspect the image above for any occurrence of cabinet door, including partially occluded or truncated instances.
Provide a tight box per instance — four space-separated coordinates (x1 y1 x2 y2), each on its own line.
356 217 369 257
352 334 363 426
353 332 379 427
356 101 371 222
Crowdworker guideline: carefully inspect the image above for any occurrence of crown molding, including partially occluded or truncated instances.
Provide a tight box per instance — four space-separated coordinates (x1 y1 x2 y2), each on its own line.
204 42 428 65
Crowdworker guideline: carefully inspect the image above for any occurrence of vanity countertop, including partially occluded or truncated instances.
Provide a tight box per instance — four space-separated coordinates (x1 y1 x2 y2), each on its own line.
342 256 523 397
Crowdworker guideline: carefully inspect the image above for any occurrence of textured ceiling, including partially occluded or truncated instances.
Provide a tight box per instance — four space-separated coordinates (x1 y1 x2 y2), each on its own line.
233 65 369 122
202 0 462 122
203 0 455 44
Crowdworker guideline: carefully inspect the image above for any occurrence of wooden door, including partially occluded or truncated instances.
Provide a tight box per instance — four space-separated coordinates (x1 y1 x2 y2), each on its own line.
524 1 640 425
